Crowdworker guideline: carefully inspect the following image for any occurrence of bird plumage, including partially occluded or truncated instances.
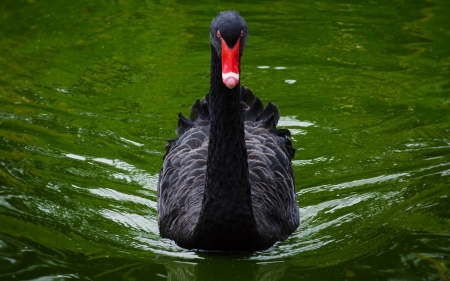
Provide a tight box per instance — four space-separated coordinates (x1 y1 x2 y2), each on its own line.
157 11 299 251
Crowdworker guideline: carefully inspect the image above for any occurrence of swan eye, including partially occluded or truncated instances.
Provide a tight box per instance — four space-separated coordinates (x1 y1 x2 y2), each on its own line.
216 30 221 38
240 30 244 37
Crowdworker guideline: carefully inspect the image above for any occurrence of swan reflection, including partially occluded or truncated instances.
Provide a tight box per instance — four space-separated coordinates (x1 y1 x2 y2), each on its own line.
160 257 288 281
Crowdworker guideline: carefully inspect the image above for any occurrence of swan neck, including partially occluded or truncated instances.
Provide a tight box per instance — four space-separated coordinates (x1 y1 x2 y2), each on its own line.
206 44 250 202
192 45 258 250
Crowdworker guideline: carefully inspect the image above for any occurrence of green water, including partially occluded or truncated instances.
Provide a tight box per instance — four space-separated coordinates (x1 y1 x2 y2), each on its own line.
1 0 449 280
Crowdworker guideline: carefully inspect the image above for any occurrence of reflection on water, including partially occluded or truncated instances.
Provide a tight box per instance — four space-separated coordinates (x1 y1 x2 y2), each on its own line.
162 259 288 281
1 0 450 280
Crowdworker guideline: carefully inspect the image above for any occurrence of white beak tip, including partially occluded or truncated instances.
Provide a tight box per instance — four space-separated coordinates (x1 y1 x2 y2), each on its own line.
222 72 239 89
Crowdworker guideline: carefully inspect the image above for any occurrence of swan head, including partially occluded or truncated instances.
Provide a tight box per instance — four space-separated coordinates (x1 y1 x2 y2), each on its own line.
210 11 248 89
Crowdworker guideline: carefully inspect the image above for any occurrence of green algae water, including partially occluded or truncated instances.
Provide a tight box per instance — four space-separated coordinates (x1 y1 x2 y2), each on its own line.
1 0 449 280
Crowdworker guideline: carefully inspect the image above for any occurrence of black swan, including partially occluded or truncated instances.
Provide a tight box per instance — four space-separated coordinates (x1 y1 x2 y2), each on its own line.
157 10 299 251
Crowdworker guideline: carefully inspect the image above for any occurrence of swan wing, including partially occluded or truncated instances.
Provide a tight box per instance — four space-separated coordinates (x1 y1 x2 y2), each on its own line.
245 123 299 245
158 123 209 246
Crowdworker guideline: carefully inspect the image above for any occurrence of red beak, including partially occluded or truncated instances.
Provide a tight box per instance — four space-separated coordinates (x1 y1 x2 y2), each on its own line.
221 38 240 89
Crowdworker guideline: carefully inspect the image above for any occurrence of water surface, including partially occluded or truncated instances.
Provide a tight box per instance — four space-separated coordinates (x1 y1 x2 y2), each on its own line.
1 0 449 280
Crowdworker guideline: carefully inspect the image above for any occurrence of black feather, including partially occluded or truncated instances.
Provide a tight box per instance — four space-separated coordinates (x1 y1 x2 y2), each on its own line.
244 96 263 122
176 113 195 137
158 10 299 252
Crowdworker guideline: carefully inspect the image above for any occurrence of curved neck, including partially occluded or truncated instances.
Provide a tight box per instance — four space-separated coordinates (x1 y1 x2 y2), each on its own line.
193 45 258 250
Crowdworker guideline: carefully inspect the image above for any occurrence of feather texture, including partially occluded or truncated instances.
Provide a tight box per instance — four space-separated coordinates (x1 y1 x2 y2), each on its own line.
157 11 299 251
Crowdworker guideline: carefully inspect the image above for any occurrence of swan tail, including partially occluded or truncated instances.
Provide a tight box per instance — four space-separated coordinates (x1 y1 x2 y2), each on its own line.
240 85 263 112
176 112 195 137
243 96 263 122
259 112 276 130
195 99 210 120
256 101 280 127
189 94 210 121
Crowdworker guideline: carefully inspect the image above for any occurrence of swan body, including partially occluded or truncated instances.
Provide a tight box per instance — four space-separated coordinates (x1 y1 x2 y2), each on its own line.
157 11 299 251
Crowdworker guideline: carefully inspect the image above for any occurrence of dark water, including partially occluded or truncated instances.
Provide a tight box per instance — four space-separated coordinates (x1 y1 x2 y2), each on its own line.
1 0 449 280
